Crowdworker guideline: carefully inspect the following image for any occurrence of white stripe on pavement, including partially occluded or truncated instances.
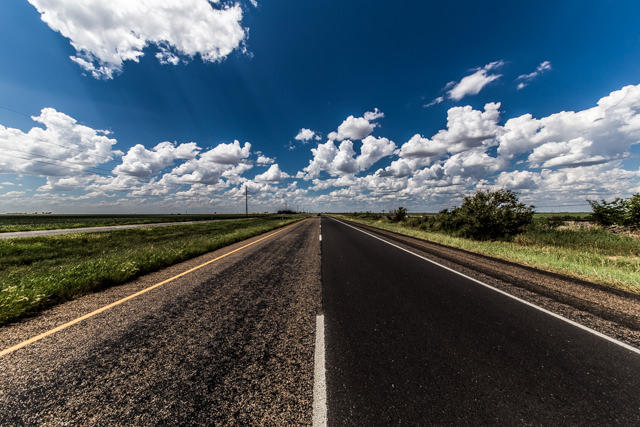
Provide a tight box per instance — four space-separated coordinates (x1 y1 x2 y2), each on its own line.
313 314 328 427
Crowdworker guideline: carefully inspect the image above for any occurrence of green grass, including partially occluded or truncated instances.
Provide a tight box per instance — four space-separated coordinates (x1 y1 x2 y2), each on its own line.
533 212 591 220
517 221 640 255
0 213 261 233
337 215 640 294
0 215 306 325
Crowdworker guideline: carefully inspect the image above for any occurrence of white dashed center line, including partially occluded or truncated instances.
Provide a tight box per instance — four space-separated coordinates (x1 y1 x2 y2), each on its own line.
313 314 327 427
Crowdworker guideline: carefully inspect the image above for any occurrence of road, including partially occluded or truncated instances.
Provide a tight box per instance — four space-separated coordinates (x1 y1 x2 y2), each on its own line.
1 216 639 425
0 218 321 426
321 217 640 426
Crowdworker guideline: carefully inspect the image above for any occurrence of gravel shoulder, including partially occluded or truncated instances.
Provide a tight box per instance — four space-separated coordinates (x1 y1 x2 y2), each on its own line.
341 218 640 349
0 217 321 426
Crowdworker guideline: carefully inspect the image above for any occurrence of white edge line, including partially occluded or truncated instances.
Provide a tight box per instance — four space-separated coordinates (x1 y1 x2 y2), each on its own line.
313 314 328 427
332 217 640 356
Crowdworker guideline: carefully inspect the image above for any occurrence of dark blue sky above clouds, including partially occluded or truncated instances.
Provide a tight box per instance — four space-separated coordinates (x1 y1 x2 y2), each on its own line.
1 0 640 213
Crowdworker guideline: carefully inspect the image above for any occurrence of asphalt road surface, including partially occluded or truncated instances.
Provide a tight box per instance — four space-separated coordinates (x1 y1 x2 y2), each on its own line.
0 218 321 426
1 215 640 426
321 217 640 426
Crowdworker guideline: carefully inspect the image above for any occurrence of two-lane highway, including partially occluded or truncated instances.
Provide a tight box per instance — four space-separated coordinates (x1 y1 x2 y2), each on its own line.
321 217 640 426
1 215 639 426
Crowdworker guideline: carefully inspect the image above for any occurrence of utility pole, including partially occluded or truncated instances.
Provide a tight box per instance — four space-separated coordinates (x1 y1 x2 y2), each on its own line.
245 186 248 217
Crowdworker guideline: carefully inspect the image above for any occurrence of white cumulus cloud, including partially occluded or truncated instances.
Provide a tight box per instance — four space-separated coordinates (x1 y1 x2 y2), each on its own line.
328 108 384 141
448 61 504 101
494 170 540 190
357 136 397 171
398 102 502 164
169 140 252 185
28 0 247 79
0 108 120 178
295 128 321 142
498 84 640 167
432 102 502 153
442 149 504 180
256 155 275 165
398 134 448 159
199 140 252 165
301 135 395 179
254 164 290 182
113 141 199 178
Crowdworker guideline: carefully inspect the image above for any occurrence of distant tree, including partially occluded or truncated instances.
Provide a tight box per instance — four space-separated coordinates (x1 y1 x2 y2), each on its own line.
452 189 534 240
626 193 640 226
389 206 407 222
587 198 628 226
432 208 462 233
588 193 640 226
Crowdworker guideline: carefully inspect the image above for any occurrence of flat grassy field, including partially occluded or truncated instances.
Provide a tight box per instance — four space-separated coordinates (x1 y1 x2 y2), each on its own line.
0 213 260 233
338 215 640 294
533 212 592 220
0 215 306 325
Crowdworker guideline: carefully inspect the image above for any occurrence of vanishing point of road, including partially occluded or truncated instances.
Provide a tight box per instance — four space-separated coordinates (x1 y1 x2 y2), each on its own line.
1 216 639 425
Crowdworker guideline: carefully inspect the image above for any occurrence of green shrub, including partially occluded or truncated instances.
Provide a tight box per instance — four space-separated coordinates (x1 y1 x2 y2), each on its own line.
588 194 640 226
405 216 425 228
389 206 408 222
422 190 533 240
453 189 534 240
588 198 628 225
627 194 640 226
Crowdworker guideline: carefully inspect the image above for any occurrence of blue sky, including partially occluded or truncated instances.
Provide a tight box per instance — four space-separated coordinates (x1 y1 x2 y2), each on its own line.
1 0 640 213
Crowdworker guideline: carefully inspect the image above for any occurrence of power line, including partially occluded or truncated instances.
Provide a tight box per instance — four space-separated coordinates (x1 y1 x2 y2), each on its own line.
7 153 114 178
1 145 116 175
0 104 117 164
21 135 116 165
4 149 221 188
243 185 260 216
0 105 32 119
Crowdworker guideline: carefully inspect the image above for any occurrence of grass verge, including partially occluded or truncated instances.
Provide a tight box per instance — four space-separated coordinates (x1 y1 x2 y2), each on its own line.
0 215 305 325
336 215 640 295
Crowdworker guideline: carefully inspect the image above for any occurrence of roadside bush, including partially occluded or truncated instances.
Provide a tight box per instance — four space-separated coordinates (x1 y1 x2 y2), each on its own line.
423 190 533 240
588 193 640 226
452 189 534 240
405 215 425 228
587 198 628 226
627 194 640 226
388 206 408 222
358 211 383 220
422 208 462 234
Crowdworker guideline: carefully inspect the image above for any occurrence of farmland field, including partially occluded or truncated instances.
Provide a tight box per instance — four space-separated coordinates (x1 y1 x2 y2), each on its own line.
0 213 261 233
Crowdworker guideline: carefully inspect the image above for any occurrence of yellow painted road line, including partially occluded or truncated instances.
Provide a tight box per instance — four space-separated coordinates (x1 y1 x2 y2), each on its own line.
0 222 301 358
